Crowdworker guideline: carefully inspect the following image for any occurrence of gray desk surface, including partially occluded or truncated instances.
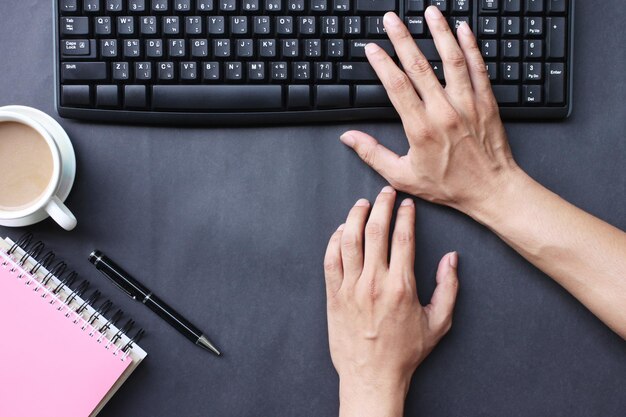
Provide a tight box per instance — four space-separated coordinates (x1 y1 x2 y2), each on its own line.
1 2 625 416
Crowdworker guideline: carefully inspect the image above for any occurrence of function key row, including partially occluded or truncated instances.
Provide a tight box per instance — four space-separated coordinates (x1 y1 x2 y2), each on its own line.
60 0 398 14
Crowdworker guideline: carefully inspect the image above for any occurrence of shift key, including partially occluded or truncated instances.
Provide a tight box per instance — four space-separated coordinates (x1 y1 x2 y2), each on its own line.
338 62 378 81
62 62 107 81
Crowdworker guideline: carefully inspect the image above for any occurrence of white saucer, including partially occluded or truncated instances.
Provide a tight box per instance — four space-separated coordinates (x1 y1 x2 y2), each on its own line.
0 106 76 227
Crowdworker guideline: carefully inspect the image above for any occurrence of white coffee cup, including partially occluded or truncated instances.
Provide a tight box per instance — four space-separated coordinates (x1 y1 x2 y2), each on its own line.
0 106 77 231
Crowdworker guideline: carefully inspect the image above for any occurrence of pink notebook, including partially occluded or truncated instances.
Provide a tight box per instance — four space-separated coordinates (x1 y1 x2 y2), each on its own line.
0 237 147 417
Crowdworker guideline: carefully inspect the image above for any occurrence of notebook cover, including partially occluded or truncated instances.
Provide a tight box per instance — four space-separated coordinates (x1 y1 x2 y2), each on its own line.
0 251 132 417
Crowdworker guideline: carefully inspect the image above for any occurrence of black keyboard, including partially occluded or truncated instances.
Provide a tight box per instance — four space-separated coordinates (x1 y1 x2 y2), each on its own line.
55 0 574 124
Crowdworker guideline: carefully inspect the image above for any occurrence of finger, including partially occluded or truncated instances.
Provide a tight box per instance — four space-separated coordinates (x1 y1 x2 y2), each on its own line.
339 130 409 187
456 22 498 105
382 12 444 100
341 199 370 284
324 224 345 296
425 252 460 336
389 198 417 293
363 42 425 123
363 186 396 273
424 6 473 95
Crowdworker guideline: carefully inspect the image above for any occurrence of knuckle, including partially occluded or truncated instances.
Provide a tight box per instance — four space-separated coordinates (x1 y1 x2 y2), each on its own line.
441 107 461 128
365 222 385 240
341 234 360 252
324 259 340 274
406 56 433 78
472 60 489 77
387 72 412 92
357 144 378 168
444 51 466 69
393 229 414 245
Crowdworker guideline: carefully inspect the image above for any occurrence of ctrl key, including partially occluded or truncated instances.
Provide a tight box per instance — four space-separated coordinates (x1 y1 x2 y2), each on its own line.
61 85 90 107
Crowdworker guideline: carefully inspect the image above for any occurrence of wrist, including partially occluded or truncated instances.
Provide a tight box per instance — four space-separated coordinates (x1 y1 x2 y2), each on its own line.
463 165 535 227
339 375 409 417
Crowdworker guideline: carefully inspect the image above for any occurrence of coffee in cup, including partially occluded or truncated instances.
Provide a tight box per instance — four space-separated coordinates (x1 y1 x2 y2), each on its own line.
0 121 55 212
0 106 77 231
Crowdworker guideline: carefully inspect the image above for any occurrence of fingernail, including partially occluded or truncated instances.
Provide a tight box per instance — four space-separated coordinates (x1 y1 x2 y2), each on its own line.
339 133 355 147
337 224 345 231
448 252 458 268
364 42 381 54
458 21 471 35
383 12 402 27
425 5 441 19
355 198 370 207
400 198 414 207
381 185 395 194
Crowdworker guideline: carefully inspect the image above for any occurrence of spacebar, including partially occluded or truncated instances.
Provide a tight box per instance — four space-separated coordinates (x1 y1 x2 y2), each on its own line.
152 85 283 111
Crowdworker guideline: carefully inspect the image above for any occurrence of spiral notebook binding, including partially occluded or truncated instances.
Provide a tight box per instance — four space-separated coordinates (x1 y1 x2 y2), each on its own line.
52 270 77 296
30 250 55 275
3 233 145 358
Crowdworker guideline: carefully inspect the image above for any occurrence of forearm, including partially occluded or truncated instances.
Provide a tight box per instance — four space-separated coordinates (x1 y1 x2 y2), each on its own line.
467 168 626 338
339 378 408 417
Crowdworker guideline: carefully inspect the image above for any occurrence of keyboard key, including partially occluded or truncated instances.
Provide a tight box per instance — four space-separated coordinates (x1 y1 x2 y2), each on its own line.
152 0 168 12
356 0 396 12
502 62 520 81
355 85 391 107
523 62 542 81
106 0 124 12
523 85 542 105
481 0 499 12
492 85 519 104
525 17 543 36
546 63 565 104
525 0 543 13
95 16 112 35
503 0 521 12
350 40 395 58
61 85 90 106
225 61 243 80
83 0 101 12
524 39 543 58
405 17 425 35
338 62 377 81
415 39 440 60
316 85 350 108
548 0 566 13
547 17 566 58
129 0 146 12
287 85 310 108
96 85 119 107
430 1 448 12
452 0 470 13
61 17 89 35
124 85 147 108
152 85 283 110
60 0 78 12
61 62 107 81
62 40 91 56
407 0 425 12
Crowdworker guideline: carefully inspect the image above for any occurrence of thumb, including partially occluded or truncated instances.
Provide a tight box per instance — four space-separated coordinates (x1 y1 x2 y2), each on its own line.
340 130 405 185
425 252 459 336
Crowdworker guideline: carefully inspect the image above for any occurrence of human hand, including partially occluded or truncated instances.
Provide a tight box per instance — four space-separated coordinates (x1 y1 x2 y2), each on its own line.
340 7 520 217
324 187 459 417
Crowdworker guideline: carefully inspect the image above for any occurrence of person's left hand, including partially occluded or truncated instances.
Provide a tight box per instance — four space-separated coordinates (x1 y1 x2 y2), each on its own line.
324 186 459 417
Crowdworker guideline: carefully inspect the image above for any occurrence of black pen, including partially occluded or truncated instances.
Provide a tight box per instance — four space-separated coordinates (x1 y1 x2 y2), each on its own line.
89 250 221 356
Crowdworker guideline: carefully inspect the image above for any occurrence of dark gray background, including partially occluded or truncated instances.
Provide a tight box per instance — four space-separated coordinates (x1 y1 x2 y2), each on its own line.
1 1 625 416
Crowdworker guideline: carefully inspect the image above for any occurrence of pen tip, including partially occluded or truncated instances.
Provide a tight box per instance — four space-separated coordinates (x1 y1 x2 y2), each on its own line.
197 335 221 356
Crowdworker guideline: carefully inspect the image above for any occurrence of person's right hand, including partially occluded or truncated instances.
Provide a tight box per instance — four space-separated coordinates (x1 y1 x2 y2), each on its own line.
340 7 520 216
